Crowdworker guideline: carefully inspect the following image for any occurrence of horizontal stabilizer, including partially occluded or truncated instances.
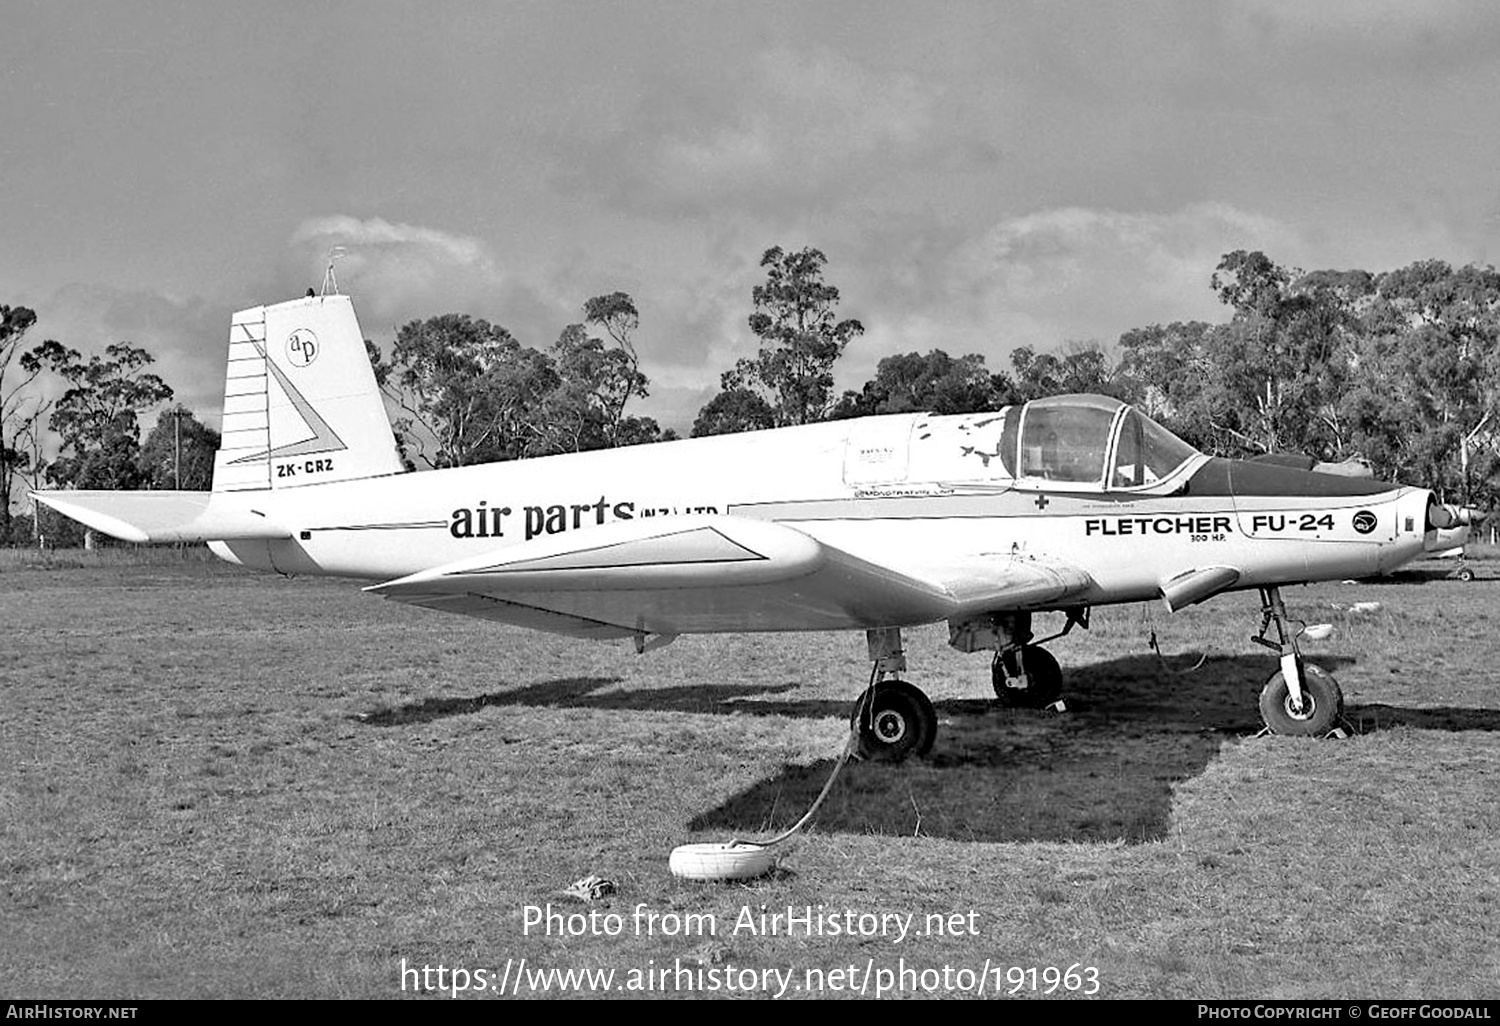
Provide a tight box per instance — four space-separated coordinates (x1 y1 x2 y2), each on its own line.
33 490 291 543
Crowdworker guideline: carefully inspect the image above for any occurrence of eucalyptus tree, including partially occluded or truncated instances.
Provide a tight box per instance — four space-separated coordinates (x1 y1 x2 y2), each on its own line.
724 246 864 427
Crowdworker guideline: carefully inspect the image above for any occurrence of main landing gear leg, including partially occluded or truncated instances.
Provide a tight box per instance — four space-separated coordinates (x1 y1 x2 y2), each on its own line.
1251 585 1343 736
950 610 1082 709
850 627 937 762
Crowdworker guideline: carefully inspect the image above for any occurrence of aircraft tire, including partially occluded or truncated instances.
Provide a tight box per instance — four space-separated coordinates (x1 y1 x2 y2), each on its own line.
1457 567 1476 582
851 680 937 762
992 645 1063 708
1258 663 1343 737
669 842 777 882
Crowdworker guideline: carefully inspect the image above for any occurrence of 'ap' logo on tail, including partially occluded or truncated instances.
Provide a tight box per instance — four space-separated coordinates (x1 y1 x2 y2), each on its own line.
286 329 319 368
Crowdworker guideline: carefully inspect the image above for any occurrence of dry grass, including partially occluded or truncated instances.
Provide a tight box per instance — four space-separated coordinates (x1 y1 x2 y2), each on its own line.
0 543 222 571
1 555 1497 999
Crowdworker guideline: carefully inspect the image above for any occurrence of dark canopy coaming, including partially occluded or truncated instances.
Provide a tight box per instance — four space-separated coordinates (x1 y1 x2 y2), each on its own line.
1185 457 1397 498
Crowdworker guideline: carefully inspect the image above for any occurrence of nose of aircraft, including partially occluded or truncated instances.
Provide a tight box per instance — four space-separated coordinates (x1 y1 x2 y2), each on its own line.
1424 497 1487 553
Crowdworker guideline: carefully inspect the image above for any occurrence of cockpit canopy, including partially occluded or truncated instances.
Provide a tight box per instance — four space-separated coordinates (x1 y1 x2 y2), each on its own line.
1016 394 1199 490
844 394 1201 493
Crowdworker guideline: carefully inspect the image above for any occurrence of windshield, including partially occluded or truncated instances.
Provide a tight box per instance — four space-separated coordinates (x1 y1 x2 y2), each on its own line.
1110 408 1198 487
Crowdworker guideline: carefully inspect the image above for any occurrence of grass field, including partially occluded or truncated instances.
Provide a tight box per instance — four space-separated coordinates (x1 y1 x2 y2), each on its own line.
2 550 1498 999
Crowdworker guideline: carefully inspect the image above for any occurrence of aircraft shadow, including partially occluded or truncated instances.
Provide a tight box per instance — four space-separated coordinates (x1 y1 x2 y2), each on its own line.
1352 569 1439 586
689 653 1284 845
356 654 1497 844
356 677 821 726
1354 564 1495 585
1344 703 1500 733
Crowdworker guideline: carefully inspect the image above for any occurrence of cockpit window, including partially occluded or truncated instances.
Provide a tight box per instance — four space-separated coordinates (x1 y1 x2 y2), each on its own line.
1013 394 1199 491
1110 408 1197 488
1018 395 1119 484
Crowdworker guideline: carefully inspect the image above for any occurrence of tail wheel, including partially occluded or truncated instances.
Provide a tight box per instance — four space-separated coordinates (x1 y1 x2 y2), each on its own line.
851 680 937 762
1258 663 1343 736
992 645 1063 708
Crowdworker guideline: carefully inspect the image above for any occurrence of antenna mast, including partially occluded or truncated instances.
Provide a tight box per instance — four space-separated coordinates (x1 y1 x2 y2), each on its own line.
321 246 346 296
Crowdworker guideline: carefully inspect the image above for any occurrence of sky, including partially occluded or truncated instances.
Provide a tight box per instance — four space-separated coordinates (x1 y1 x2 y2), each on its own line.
5 0 1500 434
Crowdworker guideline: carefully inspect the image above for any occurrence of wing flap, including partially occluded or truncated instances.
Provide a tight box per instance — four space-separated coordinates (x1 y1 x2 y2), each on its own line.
933 555 1098 616
391 592 637 640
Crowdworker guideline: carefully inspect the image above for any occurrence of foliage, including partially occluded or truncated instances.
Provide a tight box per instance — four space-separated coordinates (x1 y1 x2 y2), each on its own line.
691 387 777 437
1 304 49 540
137 406 222 490
723 246 864 427
1010 344 1121 403
1194 251 1359 458
33 341 174 490
1114 321 1216 439
376 293 667 465
1343 261 1500 503
686 243 1499 511
831 350 1017 418
616 415 677 446
1111 253 1500 508
379 314 557 468
538 316 649 454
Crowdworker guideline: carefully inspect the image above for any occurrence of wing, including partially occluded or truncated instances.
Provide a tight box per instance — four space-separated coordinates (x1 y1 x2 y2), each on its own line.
366 514 1095 638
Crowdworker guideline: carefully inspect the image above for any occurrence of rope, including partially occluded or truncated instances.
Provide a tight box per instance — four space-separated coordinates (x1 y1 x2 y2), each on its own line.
733 724 861 849
1148 629 1210 674
1142 602 1211 675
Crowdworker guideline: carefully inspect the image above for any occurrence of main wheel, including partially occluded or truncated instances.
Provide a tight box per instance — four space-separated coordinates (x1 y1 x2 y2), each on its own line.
992 645 1063 708
1456 566 1476 582
1258 662 1343 736
851 680 937 762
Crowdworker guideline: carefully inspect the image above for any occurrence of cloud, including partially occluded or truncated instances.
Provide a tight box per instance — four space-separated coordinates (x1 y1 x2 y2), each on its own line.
288 216 502 317
960 203 1293 310
286 215 567 344
1219 1 1500 74
557 45 968 217
838 202 1308 387
588 203 1314 429
291 215 496 266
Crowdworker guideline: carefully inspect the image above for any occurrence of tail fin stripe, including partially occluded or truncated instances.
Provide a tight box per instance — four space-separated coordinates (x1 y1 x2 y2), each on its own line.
224 377 268 398
225 342 347 466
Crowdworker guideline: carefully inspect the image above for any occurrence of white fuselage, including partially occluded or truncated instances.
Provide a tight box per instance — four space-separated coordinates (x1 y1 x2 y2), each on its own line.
211 415 1434 631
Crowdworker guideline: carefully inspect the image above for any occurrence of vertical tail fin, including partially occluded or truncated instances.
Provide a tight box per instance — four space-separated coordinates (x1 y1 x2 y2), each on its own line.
213 294 404 492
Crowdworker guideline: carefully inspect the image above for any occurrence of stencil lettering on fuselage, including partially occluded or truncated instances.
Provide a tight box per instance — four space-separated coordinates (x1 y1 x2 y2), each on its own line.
448 498 721 541
1084 515 1233 539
